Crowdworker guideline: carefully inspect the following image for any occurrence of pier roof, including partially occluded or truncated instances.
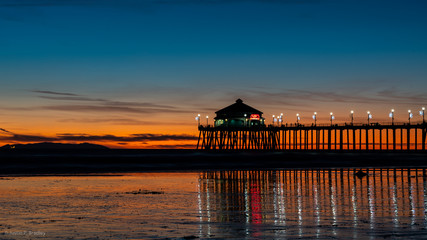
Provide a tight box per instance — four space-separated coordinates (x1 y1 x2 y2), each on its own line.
215 99 263 115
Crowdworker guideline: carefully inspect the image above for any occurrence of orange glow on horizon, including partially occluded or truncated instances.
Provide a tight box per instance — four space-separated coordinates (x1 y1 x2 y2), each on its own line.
1 99 425 149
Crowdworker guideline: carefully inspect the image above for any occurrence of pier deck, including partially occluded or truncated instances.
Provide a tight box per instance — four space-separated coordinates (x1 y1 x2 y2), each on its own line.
197 123 427 151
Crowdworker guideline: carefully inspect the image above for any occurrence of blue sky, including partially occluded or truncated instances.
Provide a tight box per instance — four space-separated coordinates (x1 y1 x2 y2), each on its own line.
0 0 427 147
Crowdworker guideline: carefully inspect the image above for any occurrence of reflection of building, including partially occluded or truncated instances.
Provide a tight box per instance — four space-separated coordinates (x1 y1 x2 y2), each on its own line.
197 171 277 238
197 169 427 239
214 99 265 127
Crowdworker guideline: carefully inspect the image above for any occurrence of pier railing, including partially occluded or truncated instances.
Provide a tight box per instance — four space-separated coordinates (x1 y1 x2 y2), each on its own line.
197 122 427 151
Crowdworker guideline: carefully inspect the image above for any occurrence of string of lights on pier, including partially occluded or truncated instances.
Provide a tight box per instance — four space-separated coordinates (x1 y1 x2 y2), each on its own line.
196 107 425 127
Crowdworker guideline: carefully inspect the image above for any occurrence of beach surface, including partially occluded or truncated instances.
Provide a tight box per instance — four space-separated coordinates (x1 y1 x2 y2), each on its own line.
1 169 427 239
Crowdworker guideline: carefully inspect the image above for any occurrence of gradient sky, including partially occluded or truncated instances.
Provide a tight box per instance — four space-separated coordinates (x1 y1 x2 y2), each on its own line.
1 0 426 148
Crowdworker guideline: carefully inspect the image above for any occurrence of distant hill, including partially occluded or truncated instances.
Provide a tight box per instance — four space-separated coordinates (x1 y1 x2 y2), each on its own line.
0 142 109 150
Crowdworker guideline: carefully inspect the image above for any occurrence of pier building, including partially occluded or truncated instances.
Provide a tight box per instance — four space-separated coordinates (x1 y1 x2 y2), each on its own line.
214 99 265 127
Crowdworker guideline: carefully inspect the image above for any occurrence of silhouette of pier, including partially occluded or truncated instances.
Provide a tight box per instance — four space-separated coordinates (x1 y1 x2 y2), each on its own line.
196 99 426 151
197 123 427 151
197 168 427 236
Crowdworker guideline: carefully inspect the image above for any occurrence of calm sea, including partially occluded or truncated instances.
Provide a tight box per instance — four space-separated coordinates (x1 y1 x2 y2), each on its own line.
1 169 426 239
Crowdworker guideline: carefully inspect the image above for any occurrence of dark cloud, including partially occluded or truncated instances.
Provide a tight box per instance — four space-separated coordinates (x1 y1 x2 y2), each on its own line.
376 89 427 103
41 104 192 114
0 128 13 134
38 95 177 109
58 118 159 126
57 133 197 142
4 134 57 142
0 132 197 143
58 117 194 126
32 90 79 96
242 88 427 109
38 96 103 102
29 89 192 114
0 133 197 146
104 101 174 109
150 144 196 149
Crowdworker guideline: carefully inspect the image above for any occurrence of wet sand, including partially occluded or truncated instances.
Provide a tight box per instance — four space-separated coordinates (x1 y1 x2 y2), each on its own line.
1 170 427 239
0 149 426 174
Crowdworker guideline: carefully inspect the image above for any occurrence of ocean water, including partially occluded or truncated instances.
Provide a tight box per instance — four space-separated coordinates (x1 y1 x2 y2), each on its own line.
1 169 427 239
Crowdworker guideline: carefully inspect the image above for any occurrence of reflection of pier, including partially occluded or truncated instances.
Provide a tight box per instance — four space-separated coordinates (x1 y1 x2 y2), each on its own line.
197 124 427 150
197 169 427 238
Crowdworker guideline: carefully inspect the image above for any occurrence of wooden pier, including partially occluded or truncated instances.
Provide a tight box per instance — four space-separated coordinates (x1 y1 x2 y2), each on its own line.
197 123 427 151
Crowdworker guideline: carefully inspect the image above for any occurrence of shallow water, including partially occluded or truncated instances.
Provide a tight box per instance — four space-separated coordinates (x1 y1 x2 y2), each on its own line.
1 169 427 239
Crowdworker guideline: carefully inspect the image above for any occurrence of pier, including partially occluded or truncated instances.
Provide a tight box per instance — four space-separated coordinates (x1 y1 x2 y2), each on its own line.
196 99 426 151
197 123 427 151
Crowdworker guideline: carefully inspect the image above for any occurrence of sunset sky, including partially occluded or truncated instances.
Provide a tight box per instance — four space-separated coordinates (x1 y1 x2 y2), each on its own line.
1 0 426 148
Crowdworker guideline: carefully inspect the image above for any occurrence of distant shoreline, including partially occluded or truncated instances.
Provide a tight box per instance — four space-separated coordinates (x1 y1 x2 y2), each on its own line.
0 149 426 174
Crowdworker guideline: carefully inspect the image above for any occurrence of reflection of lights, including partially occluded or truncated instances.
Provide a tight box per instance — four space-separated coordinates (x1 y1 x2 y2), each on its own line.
367 176 375 229
250 183 262 224
196 170 426 239
197 179 203 237
408 171 415 226
245 183 249 224
392 176 399 228
351 178 358 229
206 179 211 220
297 173 303 237
278 180 286 225
314 179 320 238
329 172 337 236
273 181 278 225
